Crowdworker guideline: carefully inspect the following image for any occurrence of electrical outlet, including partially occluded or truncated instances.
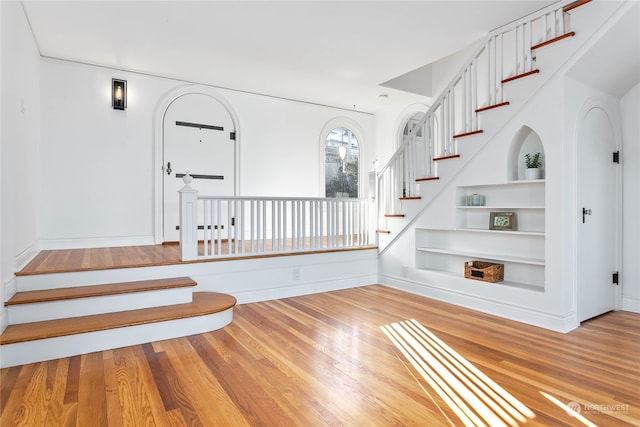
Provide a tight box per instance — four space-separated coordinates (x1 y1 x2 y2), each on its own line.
293 267 301 281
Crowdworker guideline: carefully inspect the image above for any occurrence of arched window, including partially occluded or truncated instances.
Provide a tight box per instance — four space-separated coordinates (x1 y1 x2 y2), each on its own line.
324 127 359 198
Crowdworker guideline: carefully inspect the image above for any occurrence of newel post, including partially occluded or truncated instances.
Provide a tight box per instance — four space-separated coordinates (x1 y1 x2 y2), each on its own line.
179 172 198 260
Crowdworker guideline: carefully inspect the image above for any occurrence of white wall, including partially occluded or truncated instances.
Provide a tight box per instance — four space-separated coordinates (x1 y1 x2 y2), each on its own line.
621 82 640 311
1 2 41 331
38 59 374 248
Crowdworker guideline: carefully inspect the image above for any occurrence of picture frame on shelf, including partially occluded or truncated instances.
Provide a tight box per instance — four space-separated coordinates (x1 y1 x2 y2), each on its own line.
489 212 517 231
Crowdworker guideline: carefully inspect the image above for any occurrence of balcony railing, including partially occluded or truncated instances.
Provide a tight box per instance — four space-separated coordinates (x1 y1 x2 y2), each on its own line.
178 175 374 261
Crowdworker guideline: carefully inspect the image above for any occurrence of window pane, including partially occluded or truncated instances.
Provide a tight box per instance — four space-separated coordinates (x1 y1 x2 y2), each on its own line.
325 127 359 198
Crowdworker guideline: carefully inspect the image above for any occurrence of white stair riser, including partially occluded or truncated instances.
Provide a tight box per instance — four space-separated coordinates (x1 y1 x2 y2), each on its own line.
7 287 193 324
0 308 233 368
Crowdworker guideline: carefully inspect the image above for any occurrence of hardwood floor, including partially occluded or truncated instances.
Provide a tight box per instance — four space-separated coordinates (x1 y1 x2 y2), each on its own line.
1 285 639 426
17 243 376 275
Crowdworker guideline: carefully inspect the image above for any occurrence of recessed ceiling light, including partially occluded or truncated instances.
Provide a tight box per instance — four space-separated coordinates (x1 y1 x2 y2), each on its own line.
378 94 389 100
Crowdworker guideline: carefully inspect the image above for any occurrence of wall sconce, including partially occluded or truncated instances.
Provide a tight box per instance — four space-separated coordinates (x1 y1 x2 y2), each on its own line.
112 79 127 110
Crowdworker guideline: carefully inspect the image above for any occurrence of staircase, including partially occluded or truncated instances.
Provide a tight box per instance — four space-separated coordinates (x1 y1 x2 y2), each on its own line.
0 274 236 368
375 0 596 244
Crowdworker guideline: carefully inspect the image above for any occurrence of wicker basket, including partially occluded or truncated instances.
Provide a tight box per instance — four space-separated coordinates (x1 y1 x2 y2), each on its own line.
464 261 504 283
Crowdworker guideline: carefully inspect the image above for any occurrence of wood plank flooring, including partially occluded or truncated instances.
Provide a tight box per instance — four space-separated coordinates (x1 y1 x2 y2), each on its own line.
18 243 377 276
2 285 639 426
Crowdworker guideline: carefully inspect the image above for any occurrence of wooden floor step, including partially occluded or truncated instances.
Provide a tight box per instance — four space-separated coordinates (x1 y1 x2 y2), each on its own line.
376 229 392 234
416 176 439 182
502 69 540 84
0 292 236 345
433 154 461 162
476 102 510 113
6 277 197 306
453 129 483 138
531 32 576 50
399 197 421 201
384 214 405 218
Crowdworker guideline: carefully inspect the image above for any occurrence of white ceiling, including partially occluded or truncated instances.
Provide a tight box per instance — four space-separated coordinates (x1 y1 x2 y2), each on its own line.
23 0 563 113
567 1 640 98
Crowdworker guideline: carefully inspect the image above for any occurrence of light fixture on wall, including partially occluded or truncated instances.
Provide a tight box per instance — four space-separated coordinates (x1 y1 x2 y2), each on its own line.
112 79 127 110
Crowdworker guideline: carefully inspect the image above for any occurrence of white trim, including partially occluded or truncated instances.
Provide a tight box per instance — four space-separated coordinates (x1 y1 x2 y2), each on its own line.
621 297 640 313
14 244 39 272
153 84 241 244
319 117 367 198
381 274 578 333
39 235 154 250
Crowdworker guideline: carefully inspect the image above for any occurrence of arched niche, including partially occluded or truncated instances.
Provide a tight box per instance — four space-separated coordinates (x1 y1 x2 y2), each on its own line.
506 125 545 181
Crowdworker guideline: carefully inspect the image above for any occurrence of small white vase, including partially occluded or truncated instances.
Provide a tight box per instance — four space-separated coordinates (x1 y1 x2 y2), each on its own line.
525 168 542 180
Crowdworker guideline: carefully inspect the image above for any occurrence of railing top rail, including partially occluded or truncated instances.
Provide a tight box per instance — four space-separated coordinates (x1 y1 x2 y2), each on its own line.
489 0 574 35
196 195 371 202
376 0 571 179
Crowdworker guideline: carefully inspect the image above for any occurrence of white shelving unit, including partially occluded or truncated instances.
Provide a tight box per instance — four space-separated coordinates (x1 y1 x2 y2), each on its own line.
415 180 545 291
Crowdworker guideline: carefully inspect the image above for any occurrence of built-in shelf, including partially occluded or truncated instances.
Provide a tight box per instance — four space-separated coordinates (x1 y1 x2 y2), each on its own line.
457 206 545 210
461 179 545 187
416 247 545 266
455 228 545 237
414 268 544 293
416 179 546 290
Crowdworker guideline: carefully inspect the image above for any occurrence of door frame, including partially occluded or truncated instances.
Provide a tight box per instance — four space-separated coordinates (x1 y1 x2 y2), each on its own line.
153 85 241 244
573 96 622 320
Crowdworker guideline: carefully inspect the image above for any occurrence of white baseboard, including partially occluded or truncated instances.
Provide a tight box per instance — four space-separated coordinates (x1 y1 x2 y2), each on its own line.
621 296 640 313
15 244 39 272
39 235 155 250
380 274 578 333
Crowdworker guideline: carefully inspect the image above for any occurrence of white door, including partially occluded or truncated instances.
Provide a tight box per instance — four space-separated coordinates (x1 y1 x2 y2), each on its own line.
577 107 618 322
163 93 235 242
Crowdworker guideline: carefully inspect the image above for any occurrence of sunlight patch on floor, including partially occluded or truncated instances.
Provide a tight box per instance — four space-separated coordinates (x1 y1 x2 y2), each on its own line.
381 319 536 427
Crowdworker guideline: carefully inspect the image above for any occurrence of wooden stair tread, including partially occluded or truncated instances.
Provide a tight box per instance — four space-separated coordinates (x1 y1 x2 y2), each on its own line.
453 129 483 138
399 197 421 201
476 102 510 113
433 154 461 162
6 277 197 306
531 32 576 50
0 292 236 345
376 230 391 234
563 0 591 13
502 69 540 83
384 214 405 218
416 177 439 182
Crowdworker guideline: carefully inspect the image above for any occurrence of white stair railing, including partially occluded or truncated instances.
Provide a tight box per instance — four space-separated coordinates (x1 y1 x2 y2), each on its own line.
179 175 373 261
376 0 575 229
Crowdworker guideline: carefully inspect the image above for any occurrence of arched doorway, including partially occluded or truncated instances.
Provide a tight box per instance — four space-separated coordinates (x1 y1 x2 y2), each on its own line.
153 86 240 243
